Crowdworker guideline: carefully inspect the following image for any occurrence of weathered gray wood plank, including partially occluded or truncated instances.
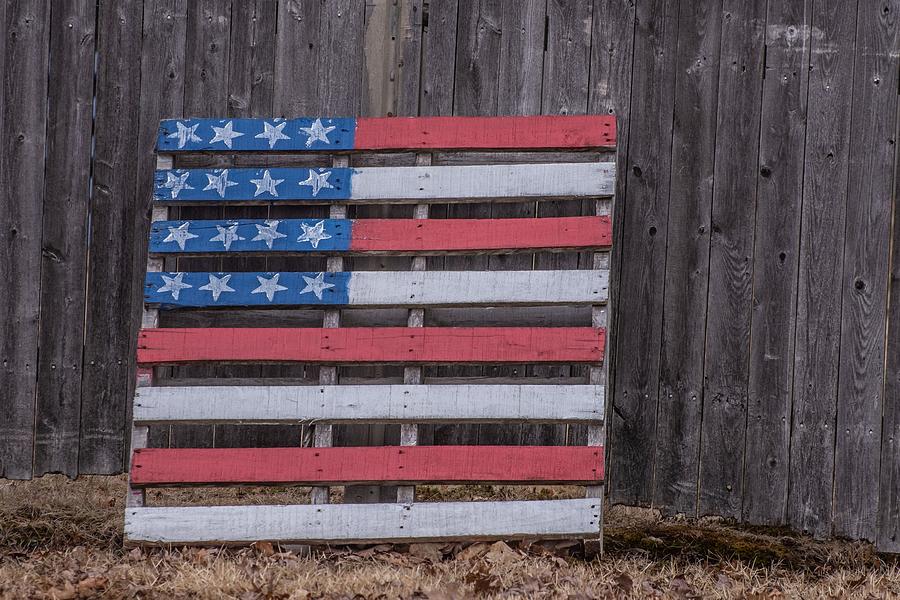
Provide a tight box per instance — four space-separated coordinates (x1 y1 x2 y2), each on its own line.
419 0 458 116
80 0 142 473
32 0 96 476
833 0 899 541
0 0 49 479
607 0 679 506
696 0 766 519
742 0 811 526
653 0 721 516
363 0 423 117
788 0 857 538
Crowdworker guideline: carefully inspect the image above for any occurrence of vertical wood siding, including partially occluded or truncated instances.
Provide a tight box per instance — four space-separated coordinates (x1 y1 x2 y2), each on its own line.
1 0 898 552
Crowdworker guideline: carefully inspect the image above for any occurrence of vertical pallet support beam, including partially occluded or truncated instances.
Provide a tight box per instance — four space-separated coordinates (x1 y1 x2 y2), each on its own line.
128 154 172 508
311 154 350 506
585 196 610 555
397 152 432 505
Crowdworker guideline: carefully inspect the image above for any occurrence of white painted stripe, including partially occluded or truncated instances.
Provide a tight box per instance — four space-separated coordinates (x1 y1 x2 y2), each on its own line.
133 384 604 424
347 270 609 306
125 498 601 544
351 163 614 200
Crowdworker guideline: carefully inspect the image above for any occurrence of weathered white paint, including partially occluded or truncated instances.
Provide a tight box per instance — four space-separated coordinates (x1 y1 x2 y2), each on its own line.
125 498 601 544
133 384 604 424
347 269 609 306
351 162 615 200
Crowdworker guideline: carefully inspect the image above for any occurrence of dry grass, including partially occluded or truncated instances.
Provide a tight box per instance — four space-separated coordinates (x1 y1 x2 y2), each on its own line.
1 476 898 599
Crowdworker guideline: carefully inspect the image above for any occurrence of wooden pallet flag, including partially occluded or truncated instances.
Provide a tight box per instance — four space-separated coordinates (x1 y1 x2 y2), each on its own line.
127 114 615 548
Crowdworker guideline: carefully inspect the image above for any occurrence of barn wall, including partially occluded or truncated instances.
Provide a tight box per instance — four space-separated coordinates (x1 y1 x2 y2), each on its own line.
0 0 897 551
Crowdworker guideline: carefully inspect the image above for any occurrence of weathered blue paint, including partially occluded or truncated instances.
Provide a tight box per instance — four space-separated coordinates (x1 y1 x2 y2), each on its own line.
157 118 356 152
153 168 352 202
145 272 351 308
149 219 352 253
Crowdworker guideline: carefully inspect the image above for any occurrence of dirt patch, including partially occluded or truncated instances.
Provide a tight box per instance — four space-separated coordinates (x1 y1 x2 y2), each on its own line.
1 476 898 599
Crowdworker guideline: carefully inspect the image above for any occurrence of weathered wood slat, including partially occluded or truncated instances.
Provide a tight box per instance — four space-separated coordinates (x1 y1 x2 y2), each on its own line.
144 270 609 308
697 0 766 519
148 215 612 255
833 0 898 541
136 327 606 365
152 163 615 203
156 115 615 153
788 0 858 539
125 498 601 545
743 0 810 526
652 0 721 516
130 445 604 486
133 384 605 424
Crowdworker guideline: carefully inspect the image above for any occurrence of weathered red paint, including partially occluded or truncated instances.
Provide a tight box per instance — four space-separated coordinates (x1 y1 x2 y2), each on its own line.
355 116 616 150
131 445 605 486
136 327 606 365
350 215 611 253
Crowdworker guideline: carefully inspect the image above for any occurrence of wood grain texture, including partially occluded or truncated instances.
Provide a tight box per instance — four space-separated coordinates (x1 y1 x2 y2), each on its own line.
743 0 810 526
418 0 458 116
137 327 605 365
607 0 679 506
652 0 721 516
131 445 604 486
362 0 423 117
133 384 605 424
697 0 766 519
125 498 601 545
79 0 144 473
788 0 857 538
0 0 49 479
833 0 899 541
32 0 96 476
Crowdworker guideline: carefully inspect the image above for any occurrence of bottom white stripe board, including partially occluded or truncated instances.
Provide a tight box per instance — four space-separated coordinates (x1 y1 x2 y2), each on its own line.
134 384 604 424
125 499 601 544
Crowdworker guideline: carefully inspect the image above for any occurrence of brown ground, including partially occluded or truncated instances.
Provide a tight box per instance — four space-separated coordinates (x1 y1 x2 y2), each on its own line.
0 476 897 599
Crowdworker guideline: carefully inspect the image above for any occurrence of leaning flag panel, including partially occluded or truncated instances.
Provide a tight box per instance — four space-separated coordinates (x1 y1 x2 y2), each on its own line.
152 163 614 203
143 270 609 308
136 327 606 365
147 216 612 254
130 446 604 486
156 115 616 153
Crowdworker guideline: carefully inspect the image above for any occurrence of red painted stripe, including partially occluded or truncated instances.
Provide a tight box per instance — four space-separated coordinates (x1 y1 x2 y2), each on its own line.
355 116 616 150
131 445 604 486
350 216 611 253
136 327 605 365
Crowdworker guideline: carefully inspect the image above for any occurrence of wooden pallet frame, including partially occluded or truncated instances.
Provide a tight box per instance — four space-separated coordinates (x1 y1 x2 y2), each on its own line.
127 115 616 548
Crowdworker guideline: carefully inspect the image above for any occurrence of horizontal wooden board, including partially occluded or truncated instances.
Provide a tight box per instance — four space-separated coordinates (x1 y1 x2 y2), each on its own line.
144 270 609 308
125 498 601 544
132 384 605 424
152 163 615 203
136 327 606 365
148 216 612 254
156 116 616 152
130 445 604 486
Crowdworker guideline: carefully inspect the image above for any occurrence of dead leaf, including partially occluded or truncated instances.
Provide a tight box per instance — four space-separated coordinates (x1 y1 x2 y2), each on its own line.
76 576 108 596
422 583 468 600
252 541 275 557
614 572 633 593
456 543 489 562
669 575 695 599
483 541 520 565
47 582 76 600
409 543 444 562
127 547 143 561
465 564 500 595
192 548 209 564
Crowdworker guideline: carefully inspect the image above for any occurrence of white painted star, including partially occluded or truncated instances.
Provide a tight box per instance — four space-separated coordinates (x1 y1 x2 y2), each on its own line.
252 220 287 249
203 169 238 198
251 273 288 302
298 169 334 197
299 272 335 301
255 120 291 149
249 169 284 197
157 272 192 300
163 222 199 250
299 118 336 147
199 273 235 302
167 121 202 148
209 120 245 149
297 219 333 248
210 223 245 250
161 171 194 199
